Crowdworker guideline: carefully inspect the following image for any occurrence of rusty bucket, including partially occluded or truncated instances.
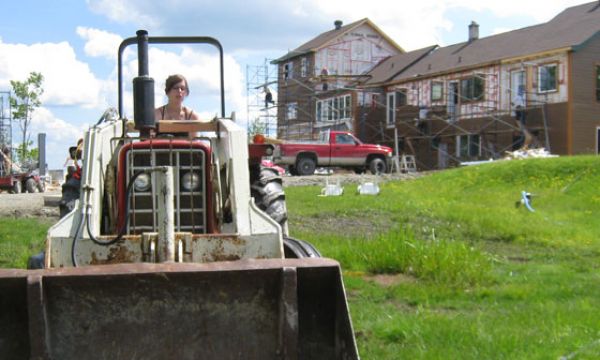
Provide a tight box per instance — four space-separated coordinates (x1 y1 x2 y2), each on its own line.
0 258 358 359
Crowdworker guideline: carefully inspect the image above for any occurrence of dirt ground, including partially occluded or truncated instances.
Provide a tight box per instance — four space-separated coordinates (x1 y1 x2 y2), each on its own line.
282 170 422 187
0 171 422 220
0 184 61 219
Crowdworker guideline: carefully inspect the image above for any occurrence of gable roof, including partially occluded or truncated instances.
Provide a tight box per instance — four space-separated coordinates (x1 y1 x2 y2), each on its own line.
363 45 438 86
272 18 404 64
385 1 600 83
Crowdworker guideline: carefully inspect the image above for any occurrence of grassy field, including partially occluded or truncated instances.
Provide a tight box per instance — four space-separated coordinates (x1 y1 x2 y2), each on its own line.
0 217 51 268
286 155 600 359
1 155 599 358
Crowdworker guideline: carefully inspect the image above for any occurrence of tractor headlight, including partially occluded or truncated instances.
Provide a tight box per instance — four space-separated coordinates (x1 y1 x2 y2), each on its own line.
133 173 151 192
181 172 200 191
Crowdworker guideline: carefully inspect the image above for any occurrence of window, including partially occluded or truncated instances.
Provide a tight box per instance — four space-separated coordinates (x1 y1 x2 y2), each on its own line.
286 102 297 120
284 62 293 80
301 58 307 78
456 134 481 157
386 92 395 126
316 95 351 122
461 76 484 101
538 64 557 92
596 65 600 101
335 133 355 145
396 90 407 106
431 81 443 101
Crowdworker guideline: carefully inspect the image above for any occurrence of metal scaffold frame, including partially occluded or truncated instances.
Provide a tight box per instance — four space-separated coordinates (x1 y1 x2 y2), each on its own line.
246 59 278 137
0 91 12 150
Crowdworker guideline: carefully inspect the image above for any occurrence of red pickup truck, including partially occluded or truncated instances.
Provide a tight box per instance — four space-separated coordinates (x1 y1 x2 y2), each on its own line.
272 131 393 176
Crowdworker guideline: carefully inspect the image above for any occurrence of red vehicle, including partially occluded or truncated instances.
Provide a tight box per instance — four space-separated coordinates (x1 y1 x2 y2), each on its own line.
273 130 393 175
0 170 45 193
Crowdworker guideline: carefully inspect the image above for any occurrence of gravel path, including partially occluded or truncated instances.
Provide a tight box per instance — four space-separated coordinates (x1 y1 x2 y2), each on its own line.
0 187 61 219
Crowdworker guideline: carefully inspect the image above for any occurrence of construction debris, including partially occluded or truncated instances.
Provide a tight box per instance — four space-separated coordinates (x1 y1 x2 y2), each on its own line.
503 148 557 160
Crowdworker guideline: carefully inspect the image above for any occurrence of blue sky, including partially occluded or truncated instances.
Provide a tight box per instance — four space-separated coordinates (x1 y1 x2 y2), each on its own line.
0 0 590 169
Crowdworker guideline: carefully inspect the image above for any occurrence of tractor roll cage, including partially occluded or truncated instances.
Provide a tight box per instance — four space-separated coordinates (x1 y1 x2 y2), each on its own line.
117 34 226 123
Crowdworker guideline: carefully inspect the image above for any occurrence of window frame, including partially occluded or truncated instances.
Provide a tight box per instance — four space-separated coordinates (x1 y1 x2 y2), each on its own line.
316 94 352 122
431 81 444 102
595 64 600 102
460 75 485 102
386 92 396 126
286 102 297 120
537 63 558 93
284 61 294 80
456 134 481 158
300 58 307 78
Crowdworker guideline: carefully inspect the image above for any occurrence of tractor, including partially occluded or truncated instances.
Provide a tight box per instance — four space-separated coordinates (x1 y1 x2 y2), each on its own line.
0 31 358 359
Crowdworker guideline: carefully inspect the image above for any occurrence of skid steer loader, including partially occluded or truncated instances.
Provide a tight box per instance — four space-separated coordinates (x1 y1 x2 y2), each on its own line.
0 31 358 359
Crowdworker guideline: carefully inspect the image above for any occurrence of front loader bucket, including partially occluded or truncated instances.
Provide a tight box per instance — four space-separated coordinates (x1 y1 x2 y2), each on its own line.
0 258 358 359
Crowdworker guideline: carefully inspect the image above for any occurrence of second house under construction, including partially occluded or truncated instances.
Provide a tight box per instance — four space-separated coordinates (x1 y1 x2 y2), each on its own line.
271 2 600 170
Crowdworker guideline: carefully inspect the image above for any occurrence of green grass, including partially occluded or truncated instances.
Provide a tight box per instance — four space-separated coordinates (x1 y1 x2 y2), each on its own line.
286 155 600 359
2 155 600 358
0 218 51 268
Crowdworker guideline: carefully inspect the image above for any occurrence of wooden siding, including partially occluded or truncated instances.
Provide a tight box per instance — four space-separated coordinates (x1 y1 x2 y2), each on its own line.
570 35 600 154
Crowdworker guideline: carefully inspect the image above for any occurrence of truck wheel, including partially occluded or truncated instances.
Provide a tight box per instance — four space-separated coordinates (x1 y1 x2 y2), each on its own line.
25 178 37 193
60 177 81 218
296 157 316 176
251 167 288 229
12 180 22 194
369 158 386 175
283 236 321 258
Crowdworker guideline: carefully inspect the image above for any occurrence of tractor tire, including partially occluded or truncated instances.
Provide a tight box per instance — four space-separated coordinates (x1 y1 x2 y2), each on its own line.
296 157 316 176
25 178 37 193
59 177 81 218
283 236 322 258
369 157 387 175
251 167 288 229
250 166 322 259
11 180 22 194
37 180 45 193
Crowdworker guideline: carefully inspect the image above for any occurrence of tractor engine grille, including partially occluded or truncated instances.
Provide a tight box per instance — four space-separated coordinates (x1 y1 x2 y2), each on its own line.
125 147 207 234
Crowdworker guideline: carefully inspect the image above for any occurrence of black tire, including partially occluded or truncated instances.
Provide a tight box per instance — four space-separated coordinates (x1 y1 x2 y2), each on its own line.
369 157 387 175
12 180 22 194
283 236 322 258
296 157 316 176
37 180 45 193
251 167 288 229
59 177 81 218
25 178 37 193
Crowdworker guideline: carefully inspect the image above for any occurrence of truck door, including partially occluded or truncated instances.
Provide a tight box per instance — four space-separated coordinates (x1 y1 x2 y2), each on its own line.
331 133 362 166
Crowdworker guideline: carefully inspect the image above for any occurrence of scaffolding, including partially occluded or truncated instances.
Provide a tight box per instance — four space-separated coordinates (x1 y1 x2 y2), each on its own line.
0 91 12 150
273 70 549 171
246 59 278 137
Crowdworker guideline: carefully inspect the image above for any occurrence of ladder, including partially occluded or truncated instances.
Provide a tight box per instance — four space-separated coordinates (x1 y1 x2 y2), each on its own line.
400 155 417 173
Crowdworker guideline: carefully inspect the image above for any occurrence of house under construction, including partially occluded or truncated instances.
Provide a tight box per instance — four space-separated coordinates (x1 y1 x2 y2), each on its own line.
269 1 600 170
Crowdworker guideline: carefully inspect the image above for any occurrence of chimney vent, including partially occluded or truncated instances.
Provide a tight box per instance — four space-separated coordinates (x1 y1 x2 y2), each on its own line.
334 20 343 30
469 21 479 42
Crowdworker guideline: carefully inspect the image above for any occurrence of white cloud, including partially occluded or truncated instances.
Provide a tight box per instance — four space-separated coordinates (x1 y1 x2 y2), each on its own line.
86 0 160 27
0 40 103 108
76 27 123 59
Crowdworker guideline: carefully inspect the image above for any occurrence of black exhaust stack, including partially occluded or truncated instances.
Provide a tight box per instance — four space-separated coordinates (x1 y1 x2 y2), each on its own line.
133 30 155 137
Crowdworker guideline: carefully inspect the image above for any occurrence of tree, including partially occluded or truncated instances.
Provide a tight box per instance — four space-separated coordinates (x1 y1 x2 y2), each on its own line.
10 72 44 162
